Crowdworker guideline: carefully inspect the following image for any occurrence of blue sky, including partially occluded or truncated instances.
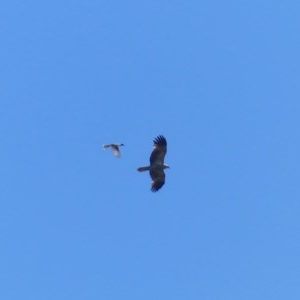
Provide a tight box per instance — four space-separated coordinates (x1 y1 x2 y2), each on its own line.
1 1 299 299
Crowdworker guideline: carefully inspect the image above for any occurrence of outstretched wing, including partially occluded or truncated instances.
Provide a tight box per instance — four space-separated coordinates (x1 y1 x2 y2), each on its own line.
150 168 165 192
150 135 167 166
110 144 121 157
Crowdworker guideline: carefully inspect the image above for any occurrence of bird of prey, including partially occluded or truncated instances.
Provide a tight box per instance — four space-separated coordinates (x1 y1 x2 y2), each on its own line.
137 135 170 192
103 143 124 157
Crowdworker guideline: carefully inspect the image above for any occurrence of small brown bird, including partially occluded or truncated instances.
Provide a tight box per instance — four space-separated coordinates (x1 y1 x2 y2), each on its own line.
137 135 170 192
103 143 124 157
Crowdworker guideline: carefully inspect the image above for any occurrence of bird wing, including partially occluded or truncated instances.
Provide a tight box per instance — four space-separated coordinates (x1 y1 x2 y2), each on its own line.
110 144 121 157
150 168 165 192
150 135 167 166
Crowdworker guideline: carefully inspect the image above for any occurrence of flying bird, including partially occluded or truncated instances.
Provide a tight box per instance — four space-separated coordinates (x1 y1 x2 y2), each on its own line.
137 135 170 192
103 143 124 157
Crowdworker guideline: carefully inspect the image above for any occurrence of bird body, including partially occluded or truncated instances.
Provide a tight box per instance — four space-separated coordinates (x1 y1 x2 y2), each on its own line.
137 135 169 192
103 143 124 157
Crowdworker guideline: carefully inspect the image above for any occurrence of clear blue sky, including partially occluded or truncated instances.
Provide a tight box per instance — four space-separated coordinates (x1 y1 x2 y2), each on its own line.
1 1 299 299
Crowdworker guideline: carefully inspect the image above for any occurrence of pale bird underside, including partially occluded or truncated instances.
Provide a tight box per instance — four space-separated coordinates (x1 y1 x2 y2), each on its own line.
103 143 124 157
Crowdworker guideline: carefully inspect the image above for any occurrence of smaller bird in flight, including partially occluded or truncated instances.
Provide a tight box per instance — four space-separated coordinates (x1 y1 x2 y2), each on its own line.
103 143 124 157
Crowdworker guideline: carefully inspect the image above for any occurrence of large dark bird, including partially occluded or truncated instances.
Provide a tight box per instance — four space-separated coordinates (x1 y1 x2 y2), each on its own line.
137 135 170 192
103 143 124 157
